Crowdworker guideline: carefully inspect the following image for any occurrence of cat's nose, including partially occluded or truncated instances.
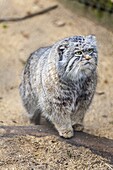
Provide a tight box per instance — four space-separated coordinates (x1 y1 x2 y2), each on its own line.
84 55 91 60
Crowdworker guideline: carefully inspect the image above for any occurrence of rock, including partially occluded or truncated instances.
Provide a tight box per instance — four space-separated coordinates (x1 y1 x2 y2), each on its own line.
54 20 66 27
19 56 27 65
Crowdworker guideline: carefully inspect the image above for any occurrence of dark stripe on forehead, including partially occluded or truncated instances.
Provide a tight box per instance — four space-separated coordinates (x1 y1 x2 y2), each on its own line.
68 36 85 43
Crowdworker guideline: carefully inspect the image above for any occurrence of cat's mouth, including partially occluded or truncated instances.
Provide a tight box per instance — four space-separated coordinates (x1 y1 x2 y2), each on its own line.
64 56 96 77
71 60 96 75
63 59 96 81
79 60 97 75
84 61 90 65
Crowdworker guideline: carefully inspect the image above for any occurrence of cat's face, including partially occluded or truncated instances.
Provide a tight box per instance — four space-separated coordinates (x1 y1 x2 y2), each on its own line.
56 35 98 80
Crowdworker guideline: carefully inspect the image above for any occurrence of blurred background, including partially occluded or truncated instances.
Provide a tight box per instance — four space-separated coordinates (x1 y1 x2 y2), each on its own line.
0 0 113 139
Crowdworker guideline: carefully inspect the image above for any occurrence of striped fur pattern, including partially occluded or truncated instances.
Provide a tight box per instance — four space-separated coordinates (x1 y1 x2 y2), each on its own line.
19 35 98 138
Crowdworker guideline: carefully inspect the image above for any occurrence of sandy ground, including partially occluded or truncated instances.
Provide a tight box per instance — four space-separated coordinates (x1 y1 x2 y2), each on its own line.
0 0 113 169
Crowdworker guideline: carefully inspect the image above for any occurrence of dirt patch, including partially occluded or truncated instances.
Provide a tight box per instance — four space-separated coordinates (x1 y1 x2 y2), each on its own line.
0 135 111 170
0 0 113 169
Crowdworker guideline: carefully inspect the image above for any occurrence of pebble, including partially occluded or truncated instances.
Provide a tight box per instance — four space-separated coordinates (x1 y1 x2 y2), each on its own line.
54 20 66 27
19 56 27 65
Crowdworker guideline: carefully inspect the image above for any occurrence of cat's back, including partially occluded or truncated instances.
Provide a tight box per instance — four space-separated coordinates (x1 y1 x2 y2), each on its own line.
25 46 51 74
19 46 51 100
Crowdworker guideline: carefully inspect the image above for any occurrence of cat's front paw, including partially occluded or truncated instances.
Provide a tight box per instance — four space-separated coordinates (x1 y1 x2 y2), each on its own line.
59 129 74 138
73 124 84 132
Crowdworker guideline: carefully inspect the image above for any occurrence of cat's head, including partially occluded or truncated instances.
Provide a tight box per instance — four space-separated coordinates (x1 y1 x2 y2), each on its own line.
52 35 98 81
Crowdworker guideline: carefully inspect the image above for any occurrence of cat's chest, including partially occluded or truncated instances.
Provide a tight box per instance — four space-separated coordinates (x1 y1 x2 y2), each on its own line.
57 78 92 112
62 85 90 112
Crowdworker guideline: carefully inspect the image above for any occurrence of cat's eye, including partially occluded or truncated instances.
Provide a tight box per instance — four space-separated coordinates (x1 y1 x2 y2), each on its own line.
87 48 94 53
75 51 82 55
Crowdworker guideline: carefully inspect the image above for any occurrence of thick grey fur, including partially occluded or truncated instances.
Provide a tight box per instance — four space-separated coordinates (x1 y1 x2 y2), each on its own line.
19 35 98 138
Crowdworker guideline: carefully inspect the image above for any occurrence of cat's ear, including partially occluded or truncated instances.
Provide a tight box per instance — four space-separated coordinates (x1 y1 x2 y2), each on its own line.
57 43 68 61
87 35 97 46
58 45 65 61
